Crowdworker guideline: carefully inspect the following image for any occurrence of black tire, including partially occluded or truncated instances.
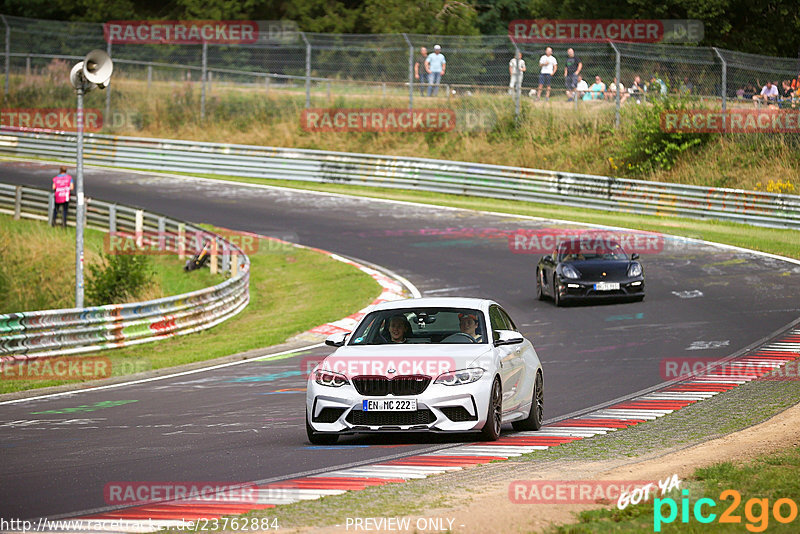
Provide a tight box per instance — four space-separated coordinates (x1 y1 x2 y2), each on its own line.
480 377 503 441
512 372 543 431
306 409 339 445
536 269 546 301
553 277 562 307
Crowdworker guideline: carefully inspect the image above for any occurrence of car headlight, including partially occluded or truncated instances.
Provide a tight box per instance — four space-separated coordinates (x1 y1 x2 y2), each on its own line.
314 370 349 387
561 264 581 279
435 368 484 386
628 262 643 277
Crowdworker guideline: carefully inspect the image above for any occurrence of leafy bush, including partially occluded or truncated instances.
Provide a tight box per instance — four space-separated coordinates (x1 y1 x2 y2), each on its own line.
86 253 154 306
615 97 716 176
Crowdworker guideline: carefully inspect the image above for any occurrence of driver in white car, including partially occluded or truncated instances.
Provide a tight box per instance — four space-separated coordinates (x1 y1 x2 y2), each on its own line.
458 312 483 342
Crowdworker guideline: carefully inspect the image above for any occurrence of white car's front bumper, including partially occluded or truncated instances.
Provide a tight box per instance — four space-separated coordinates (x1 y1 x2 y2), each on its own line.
306 373 493 434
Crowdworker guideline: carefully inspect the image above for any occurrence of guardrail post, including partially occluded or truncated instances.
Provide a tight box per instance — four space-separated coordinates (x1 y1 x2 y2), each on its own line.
231 252 239 276
157 216 165 252
210 238 218 274
47 193 54 223
147 64 152 92
221 240 230 273
13 185 21 220
201 41 208 121
108 204 116 232
25 55 30 77
265 75 270 94
178 223 185 259
135 209 143 247
402 33 413 110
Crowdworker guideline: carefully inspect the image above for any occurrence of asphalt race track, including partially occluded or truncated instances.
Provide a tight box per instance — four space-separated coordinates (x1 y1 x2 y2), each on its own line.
2 161 800 521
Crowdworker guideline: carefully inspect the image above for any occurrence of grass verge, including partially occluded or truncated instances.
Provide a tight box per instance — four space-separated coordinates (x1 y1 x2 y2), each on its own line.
0 224 381 394
0 213 221 312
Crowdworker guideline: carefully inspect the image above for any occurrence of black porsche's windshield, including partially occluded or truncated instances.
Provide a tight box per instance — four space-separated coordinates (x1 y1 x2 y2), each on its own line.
348 307 487 345
557 239 628 262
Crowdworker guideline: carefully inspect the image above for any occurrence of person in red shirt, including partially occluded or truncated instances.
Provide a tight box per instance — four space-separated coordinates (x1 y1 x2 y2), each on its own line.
51 166 73 227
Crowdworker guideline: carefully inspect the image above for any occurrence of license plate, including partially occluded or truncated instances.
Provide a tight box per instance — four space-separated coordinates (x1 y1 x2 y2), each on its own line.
362 399 417 411
594 282 620 291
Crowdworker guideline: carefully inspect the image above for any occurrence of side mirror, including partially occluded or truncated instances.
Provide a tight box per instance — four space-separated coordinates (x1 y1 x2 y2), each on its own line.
325 332 349 347
494 329 524 346
630 253 640 260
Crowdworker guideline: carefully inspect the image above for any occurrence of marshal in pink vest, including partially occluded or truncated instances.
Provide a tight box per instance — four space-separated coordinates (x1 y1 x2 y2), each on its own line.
53 173 73 203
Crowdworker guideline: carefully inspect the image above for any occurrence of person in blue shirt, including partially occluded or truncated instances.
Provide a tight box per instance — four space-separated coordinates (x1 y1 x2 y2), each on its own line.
425 44 446 97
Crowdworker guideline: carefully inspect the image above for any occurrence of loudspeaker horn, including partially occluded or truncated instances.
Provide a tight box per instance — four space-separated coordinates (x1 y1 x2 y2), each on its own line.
82 49 113 88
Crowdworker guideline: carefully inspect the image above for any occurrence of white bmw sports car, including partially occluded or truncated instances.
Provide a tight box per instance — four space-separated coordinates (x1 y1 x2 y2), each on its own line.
306 297 544 444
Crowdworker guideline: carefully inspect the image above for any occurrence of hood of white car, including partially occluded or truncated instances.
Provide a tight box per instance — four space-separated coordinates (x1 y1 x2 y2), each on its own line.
323 344 492 377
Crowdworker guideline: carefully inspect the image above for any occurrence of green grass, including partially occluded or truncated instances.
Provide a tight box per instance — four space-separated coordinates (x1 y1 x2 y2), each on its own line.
551 447 800 533
179 171 800 261
0 223 381 394
0 213 221 312
5 72 799 191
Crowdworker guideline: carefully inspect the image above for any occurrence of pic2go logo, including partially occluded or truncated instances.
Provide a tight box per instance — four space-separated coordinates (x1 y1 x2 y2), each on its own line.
654 489 799 532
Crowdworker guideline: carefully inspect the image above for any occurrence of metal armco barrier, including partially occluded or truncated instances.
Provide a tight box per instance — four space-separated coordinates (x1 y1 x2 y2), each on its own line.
0 182 250 360
1 130 799 230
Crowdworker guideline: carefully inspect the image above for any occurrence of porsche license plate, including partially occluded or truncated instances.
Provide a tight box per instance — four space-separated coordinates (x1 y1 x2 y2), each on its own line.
362 399 417 411
594 282 620 291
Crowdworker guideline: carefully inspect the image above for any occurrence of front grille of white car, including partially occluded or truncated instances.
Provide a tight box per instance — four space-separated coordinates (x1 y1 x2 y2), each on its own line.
346 408 436 426
352 375 431 396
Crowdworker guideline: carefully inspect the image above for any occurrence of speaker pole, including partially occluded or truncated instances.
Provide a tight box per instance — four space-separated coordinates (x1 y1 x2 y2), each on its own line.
75 85 85 308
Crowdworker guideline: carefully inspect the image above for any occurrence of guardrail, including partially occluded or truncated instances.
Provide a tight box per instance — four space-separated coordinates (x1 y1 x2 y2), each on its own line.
0 182 250 360
0 130 798 229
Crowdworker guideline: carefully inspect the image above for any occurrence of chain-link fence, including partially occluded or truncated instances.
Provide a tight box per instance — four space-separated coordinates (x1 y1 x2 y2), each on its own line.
1 13 799 130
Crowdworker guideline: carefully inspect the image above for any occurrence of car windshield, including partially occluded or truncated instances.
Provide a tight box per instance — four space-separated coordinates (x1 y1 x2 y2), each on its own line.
557 239 628 262
348 308 487 345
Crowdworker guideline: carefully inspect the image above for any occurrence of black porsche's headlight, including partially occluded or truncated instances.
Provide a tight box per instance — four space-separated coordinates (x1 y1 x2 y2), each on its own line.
561 264 581 279
628 262 643 277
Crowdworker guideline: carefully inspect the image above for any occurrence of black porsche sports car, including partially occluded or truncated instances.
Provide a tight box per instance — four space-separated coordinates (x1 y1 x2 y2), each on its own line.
536 239 645 306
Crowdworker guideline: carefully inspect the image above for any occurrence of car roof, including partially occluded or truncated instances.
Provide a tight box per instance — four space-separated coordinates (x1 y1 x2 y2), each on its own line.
370 297 495 314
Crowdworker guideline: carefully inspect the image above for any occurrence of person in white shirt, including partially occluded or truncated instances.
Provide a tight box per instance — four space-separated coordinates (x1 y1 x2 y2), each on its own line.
536 47 557 100
575 75 589 100
508 51 526 95
752 81 779 106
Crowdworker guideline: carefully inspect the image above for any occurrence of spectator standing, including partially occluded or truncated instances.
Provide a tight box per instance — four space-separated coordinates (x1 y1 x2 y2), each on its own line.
508 51 526 95
425 44 446 97
753 80 778 106
587 75 605 100
607 77 627 103
51 166 73 228
536 47 557 100
414 47 428 96
563 48 582 101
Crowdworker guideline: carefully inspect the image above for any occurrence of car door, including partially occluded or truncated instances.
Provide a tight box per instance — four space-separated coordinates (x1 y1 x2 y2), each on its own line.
540 248 557 297
489 305 523 413
499 306 536 410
